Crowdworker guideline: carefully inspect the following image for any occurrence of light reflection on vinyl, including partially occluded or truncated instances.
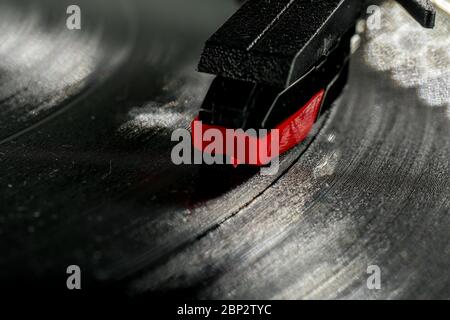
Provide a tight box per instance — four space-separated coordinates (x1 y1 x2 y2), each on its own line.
364 2 450 112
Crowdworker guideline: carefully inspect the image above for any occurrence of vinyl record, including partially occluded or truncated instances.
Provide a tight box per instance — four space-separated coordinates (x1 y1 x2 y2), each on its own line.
0 0 449 300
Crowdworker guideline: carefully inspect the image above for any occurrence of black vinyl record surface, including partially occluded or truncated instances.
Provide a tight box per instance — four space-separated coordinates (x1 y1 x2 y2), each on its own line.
0 0 449 299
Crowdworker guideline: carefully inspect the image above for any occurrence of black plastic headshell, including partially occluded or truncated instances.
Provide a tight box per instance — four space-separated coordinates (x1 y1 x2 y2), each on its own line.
193 0 437 161
196 0 436 133
198 0 436 88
